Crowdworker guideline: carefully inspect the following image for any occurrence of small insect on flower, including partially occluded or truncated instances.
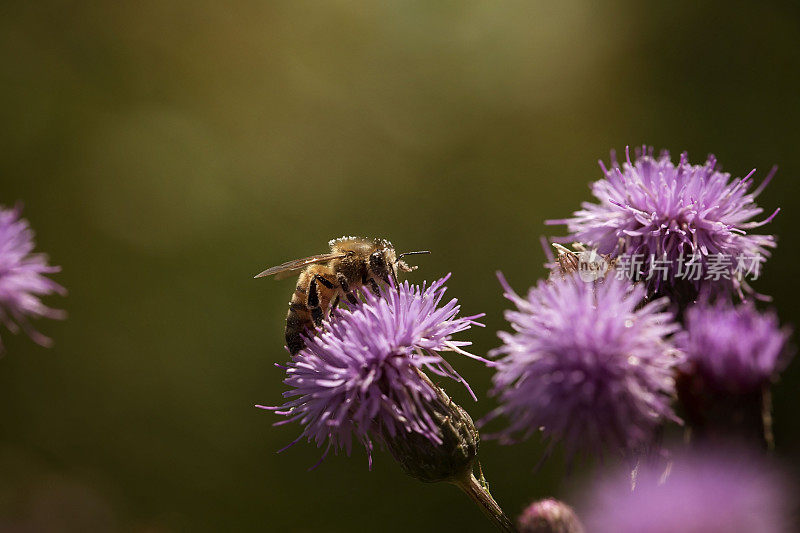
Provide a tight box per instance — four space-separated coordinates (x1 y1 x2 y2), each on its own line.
259 275 486 469
548 243 615 283
548 146 779 299
254 236 429 355
484 272 681 460
0 205 65 349
676 299 793 395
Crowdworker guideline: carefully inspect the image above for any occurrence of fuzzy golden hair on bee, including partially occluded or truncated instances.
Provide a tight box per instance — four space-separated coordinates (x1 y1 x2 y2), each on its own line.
255 236 430 355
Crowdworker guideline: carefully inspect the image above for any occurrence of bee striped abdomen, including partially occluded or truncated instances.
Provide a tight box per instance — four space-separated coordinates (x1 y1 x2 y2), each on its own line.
285 266 339 355
285 305 313 356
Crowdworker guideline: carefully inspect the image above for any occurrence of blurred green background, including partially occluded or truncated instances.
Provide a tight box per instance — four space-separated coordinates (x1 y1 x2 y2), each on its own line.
1 1 799 531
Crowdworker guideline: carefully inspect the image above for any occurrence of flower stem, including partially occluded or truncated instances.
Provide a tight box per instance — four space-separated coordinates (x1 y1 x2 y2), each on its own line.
762 385 774 451
453 465 517 533
678 372 774 449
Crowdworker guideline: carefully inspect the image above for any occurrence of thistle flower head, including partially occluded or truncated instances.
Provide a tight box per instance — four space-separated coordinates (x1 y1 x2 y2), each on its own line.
676 299 792 394
518 498 584 533
485 273 681 458
262 275 485 468
0 205 65 348
579 448 796 533
548 146 778 297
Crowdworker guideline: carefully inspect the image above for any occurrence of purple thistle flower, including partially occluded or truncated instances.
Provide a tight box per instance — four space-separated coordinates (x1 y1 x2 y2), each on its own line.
260 275 485 468
676 299 792 394
579 447 796 533
0 205 65 349
485 273 681 458
548 146 778 297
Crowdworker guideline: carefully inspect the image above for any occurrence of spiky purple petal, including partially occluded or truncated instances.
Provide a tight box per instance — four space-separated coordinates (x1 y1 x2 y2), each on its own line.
676 299 792 393
548 146 777 296
0 205 65 349
261 275 485 467
486 273 681 458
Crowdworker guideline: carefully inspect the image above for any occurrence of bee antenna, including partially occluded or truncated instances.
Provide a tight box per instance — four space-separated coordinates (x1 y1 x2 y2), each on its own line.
396 250 431 260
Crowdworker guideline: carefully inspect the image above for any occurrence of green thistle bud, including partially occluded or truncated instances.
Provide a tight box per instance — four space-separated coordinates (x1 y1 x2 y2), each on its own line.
383 385 478 483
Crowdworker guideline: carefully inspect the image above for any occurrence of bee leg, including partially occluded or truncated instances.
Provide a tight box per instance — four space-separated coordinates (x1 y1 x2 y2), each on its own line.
313 274 336 289
336 272 351 293
307 277 320 309
306 279 324 327
368 278 381 296
337 273 359 305
307 275 336 308
310 306 324 327
308 275 335 327
361 269 382 297
331 295 340 311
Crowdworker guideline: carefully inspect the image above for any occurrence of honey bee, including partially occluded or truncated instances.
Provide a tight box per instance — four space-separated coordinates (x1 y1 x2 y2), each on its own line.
255 236 429 355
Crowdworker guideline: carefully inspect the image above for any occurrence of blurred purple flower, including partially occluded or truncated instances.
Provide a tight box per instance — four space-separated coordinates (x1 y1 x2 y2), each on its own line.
260 275 485 467
548 146 778 296
0 205 65 349
676 299 792 394
579 447 796 533
485 273 681 458
518 498 584 533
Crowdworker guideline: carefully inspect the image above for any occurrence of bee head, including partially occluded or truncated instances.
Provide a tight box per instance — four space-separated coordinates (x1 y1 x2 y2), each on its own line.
366 238 430 286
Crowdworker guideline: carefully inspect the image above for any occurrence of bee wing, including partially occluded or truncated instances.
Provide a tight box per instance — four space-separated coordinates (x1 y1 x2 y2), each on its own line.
253 253 347 279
